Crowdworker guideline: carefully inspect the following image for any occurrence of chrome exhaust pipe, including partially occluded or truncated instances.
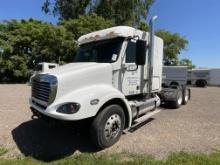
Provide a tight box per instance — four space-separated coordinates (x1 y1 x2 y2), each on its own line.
148 16 158 98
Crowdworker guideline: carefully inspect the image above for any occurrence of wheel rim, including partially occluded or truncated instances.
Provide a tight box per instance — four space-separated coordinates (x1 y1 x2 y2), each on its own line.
185 90 189 102
104 114 121 140
177 91 183 105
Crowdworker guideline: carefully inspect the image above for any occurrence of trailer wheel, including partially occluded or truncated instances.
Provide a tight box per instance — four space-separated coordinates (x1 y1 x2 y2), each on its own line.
90 104 125 149
182 88 189 105
170 89 183 109
195 79 207 87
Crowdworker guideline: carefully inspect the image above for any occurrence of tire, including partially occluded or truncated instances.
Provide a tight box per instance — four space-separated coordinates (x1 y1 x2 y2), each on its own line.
187 80 191 85
170 89 183 109
90 104 125 149
182 88 189 105
170 82 179 87
195 80 207 87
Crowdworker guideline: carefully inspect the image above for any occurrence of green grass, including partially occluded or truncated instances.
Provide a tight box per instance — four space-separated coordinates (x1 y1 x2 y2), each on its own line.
0 152 220 165
0 148 7 157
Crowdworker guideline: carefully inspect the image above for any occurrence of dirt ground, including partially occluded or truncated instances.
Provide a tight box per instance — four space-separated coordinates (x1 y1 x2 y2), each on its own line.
0 85 220 161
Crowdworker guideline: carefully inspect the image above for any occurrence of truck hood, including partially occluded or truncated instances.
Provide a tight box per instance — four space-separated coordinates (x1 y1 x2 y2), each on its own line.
44 63 113 100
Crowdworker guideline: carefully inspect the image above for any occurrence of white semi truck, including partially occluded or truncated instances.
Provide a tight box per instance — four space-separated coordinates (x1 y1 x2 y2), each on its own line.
188 68 220 87
29 17 190 148
187 68 210 87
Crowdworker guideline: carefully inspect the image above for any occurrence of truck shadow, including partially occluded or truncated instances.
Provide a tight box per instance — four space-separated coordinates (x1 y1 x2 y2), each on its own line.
11 118 100 162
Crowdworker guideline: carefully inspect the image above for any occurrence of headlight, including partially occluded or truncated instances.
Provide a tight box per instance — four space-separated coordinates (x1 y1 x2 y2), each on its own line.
56 103 80 114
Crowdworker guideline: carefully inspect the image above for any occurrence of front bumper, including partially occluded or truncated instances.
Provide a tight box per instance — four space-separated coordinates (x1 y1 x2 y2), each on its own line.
30 98 81 121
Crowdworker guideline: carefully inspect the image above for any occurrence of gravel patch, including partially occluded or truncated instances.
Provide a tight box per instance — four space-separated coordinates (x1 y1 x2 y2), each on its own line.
0 85 220 160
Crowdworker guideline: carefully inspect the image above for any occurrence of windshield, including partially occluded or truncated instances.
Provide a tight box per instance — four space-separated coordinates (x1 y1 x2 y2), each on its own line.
74 37 124 63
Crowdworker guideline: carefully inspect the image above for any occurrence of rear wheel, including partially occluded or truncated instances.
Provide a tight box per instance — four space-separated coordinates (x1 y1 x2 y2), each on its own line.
170 82 179 86
182 88 190 105
90 104 125 149
170 89 183 109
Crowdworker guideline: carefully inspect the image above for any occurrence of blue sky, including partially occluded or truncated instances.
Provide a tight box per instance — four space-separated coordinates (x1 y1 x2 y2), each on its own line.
0 0 57 23
0 0 220 67
149 0 220 68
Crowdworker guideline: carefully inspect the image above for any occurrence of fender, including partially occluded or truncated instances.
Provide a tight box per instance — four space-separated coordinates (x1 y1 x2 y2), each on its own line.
39 84 132 125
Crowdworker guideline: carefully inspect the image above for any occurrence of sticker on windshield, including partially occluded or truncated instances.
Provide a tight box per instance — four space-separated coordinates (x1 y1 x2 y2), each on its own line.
111 54 118 61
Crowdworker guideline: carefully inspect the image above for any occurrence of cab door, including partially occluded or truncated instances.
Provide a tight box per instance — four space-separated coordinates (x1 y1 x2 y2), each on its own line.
121 40 141 96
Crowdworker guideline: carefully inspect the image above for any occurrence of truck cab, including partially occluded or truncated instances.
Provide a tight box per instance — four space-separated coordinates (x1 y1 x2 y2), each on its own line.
29 18 190 148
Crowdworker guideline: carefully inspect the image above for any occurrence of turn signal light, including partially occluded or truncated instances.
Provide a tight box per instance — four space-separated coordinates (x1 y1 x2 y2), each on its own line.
57 103 80 114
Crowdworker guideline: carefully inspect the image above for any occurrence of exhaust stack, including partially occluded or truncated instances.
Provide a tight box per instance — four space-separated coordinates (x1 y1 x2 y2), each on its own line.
147 16 158 97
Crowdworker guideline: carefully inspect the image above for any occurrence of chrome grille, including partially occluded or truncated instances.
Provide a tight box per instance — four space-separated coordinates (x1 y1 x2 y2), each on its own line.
31 74 57 106
32 79 51 102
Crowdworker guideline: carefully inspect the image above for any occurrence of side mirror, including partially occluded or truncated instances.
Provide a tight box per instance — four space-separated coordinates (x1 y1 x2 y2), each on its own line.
136 40 147 65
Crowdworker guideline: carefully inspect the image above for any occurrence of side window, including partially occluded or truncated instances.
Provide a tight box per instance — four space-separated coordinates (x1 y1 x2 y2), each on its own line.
49 65 56 69
125 40 136 63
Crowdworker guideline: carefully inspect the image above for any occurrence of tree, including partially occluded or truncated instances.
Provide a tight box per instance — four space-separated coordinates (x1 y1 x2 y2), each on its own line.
138 25 189 65
138 21 149 31
0 15 114 83
42 0 154 25
155 30 188 65
42 0 90 20
0 19 76 83
94 0 154 25
179 58 195 69
60 13 113 39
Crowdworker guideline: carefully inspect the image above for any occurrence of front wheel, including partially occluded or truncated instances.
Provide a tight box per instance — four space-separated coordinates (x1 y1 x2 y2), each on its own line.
90 104 125 149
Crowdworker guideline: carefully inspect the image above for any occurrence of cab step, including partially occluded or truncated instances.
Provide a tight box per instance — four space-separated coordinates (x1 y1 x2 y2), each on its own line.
124 109 161 133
